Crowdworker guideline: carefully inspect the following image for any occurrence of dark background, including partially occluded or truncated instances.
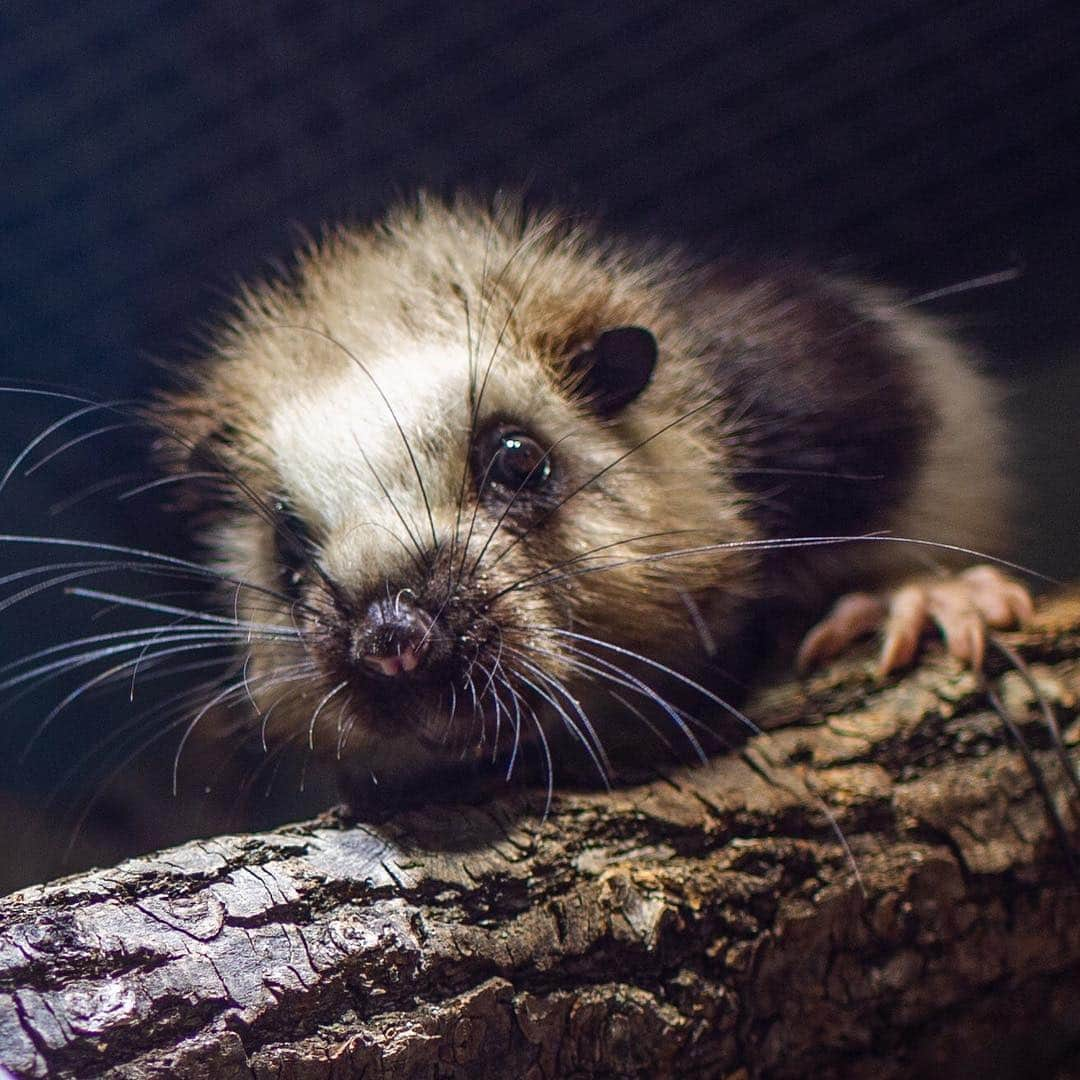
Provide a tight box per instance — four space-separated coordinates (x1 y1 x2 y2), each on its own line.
1 0 1078 891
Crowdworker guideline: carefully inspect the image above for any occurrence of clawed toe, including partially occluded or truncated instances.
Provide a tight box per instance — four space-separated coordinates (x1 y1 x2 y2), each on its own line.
796 592 884 673
799 565 1033 676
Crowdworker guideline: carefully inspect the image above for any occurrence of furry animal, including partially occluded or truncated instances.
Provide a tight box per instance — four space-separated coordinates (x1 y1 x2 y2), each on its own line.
147 195 1031 806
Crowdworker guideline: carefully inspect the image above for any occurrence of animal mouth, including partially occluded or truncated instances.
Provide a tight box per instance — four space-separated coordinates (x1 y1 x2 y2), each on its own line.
360 636 427 677
340 639 538 760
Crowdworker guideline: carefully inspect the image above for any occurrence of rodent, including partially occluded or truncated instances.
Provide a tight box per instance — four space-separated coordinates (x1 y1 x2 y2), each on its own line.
142 194 1031 810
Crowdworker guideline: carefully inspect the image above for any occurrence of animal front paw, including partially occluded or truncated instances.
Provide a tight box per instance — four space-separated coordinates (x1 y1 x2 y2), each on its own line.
796 565 1034 675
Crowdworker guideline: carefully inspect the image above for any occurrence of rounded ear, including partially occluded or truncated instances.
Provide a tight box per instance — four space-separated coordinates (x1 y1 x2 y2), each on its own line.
567 326 658 417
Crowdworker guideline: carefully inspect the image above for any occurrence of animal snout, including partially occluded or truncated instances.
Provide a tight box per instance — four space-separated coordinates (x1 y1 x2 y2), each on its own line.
353 595 433 679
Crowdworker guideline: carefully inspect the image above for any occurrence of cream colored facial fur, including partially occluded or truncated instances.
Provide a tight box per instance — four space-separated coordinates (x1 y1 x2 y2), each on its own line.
161 198 759 781
158 196 1010 788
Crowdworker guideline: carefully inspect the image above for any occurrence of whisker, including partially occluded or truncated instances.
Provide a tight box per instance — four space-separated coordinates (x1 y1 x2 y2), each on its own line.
273 323 439 555
491 535 877 600
0 400 139 497
8 635 307 767
61 664 314 862
501 673 527 781
258 662 323 752
46 664 246 806
446 307 471 586
523 697 554 821
0 632 261 697
171 676 267 794
825 265 1026 345
18 640 257 761
512 641 708 764
307 680 348 750
486 385 736 573
989 636 1080 806
0 385 336 596
339 518 422 572
0 559 154 593
984 683 1077 870
49 472 149 516
455 226 569 587
0 622 272 679
536 627 760 736
24 422 137 478
509 658 611 789
437 681 460 748
64 587 304 635
466 434 575 580
451 213 567 590
483 527 708 599
351 434 428 569
473 661 504 758
608 690 678 755
247 729 306 803
494 534 1057 601
463 669 481 750
454 436 505 588
116 471 233 502
88 588 291 627
489 670 520 768
0 532 323 614
334 693 355 759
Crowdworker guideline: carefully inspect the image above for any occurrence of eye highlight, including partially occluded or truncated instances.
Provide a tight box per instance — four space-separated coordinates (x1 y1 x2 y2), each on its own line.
475 426 553 497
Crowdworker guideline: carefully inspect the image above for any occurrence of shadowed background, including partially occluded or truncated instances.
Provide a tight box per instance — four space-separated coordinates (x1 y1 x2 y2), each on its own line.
1 0 1078 891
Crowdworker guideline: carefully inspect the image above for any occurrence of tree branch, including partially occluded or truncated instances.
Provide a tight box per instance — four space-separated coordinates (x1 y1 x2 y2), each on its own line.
2 594 1080 1078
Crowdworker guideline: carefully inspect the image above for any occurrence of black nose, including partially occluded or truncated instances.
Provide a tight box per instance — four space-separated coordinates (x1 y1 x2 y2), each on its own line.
352 596 432 678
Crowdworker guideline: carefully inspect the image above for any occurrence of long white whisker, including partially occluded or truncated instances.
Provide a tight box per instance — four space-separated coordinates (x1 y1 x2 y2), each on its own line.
64 587 304 635
25 422 137 478
513 642 708 764
171 676 265 794
307 680 348 750
608 690 677 754
497 534 1057 599
482 527 708 597
49 472 148 516
511 653 613 777
501 674 526 781
0 622 284 681
116 471 231 502
539 627 760 736
0 533 322 614
22 640 262 760
48 669 239 803
0 400 138 497
510 660 611 789
0 632 271 695
473 661 503 757
522 698 554 821
60 663 317 860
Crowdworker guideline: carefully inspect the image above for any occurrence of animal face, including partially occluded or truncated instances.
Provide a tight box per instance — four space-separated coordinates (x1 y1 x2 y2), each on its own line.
157 200 755 791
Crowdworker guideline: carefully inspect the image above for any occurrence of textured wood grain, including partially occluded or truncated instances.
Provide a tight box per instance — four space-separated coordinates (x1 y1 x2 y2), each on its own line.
2 594 1080 1078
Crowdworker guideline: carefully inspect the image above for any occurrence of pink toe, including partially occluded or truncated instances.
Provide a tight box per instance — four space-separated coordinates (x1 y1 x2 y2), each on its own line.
1005 583 1035 623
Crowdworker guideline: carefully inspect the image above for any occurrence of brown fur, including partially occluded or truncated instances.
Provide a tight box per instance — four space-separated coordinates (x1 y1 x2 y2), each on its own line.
155 195 1010 793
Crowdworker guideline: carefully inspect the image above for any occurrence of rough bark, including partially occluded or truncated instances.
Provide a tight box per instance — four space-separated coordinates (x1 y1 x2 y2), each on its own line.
2 594 1080 1080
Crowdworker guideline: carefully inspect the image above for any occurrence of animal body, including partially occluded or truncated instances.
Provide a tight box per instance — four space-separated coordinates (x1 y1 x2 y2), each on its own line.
145 195 1030 807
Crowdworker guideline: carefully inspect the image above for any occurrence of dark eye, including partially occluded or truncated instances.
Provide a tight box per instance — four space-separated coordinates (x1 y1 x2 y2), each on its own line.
478 428 553 494
273 500 314 595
